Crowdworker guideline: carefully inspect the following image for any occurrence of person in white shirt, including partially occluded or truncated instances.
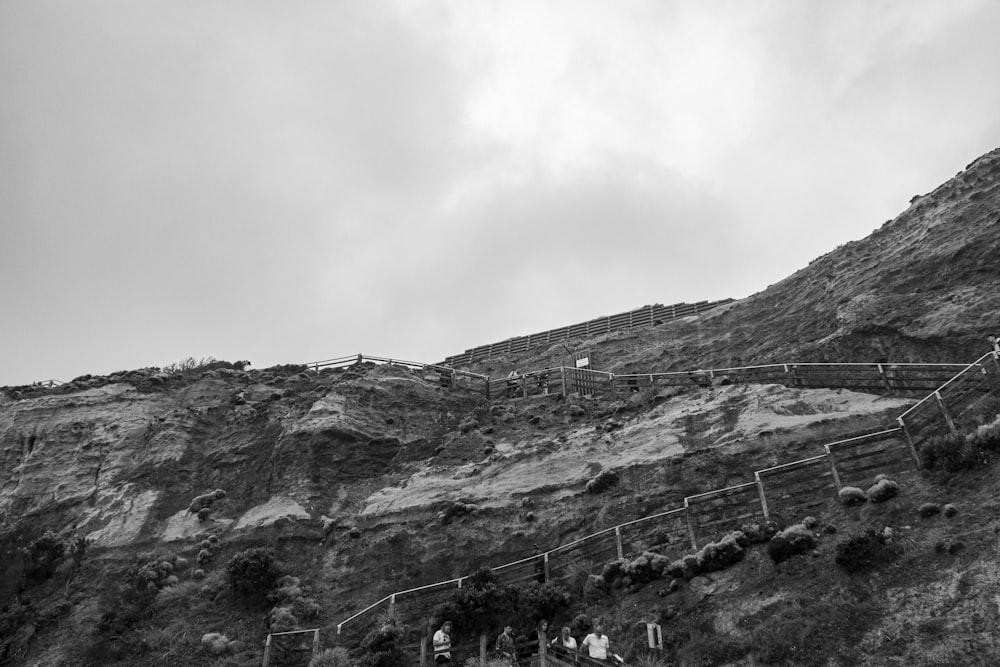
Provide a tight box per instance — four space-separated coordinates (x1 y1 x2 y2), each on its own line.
433 621 452 664
551 625 578 651
581 624 611 661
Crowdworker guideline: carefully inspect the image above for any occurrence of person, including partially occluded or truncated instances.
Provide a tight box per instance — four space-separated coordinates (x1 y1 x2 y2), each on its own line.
433 621 452 665
550 626 578 651
494 624 517 665
507 370 521 398
534 619 549 643
581 624 611 661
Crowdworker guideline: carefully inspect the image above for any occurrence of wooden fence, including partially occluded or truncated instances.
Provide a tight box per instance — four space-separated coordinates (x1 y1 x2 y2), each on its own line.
305 354 490 395
262 629 320 667
442 299 734 368
335 351 1000 648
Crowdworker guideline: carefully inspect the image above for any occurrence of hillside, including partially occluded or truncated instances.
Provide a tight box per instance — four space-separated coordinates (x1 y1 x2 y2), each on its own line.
1 146 999 667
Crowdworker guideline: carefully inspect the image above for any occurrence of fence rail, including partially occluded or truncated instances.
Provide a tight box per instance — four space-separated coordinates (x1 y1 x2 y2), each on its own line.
335 351 1000 647
442 299 734 367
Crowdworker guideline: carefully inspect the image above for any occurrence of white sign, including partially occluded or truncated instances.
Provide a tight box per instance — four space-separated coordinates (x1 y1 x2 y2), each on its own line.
575 357 590 368
646 623 663 649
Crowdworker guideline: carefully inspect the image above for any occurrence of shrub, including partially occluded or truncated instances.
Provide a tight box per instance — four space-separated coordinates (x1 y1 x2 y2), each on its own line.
517 581 570 624
839 487 867 506
22 531 65 583
739 520 780 544
918 503 941 518
867 478 899 503
200 632 234 655
225 548 283 599
583 574 607 603
268 606 299 632
586 469 619 494
359 614 407 667
834 528 902 573
943 503 958 517
920 432 984 473
310 648 353 667
434 567 518 636
695 531 744 573
766 524 817 564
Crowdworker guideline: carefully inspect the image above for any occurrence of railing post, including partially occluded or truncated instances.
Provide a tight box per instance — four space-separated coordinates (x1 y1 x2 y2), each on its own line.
754 472 770 520
934 390 959 435
540 629 548 666
898 417 921 465
420 620 428 667
615 526 624 560
683 499 697 550
877 364 893 394
824 445 843 490
262 634 273 667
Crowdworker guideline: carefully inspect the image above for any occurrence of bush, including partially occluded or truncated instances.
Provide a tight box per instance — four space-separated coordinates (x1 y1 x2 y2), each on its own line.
834 528 902 573
739 520 780 544
434 567 518 636
225 548 282 599
517 581 570 624
695 531 744 573
22 531 65 583
918 503 941 518
920 432 985 473
867 478 899 503
310 648 353 667
200 632 234 655
586 470 619 494
766 524 817 564
268 606 299 632
359 614 407 667
839 487 867 506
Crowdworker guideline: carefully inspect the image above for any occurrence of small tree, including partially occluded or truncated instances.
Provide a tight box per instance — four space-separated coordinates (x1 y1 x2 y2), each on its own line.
225 548 282 600
435 567 519 637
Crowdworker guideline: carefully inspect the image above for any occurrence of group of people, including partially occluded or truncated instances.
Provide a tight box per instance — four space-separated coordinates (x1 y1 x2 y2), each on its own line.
432 619 615 665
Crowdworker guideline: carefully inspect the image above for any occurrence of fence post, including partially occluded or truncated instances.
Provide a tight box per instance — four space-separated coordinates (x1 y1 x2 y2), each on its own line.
312 630 320 655
420 619 428 667
544 552 550 583
754 472 770 520
262 634 273 667
933 390 959 435
897 418 921 465
480 634 488 664
615 527 624 560
683 500 698 550
540 629 548 667
877 364 893 394
824 445 843 490
389 593 396 617
783 364 796 387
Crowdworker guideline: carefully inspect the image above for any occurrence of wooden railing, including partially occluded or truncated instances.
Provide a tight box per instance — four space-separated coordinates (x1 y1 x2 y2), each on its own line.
305 353 490 394
334 352 1000 647
442 299 734 368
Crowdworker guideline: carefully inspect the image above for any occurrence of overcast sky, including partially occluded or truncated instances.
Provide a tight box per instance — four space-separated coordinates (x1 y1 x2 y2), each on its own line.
2 1 999 386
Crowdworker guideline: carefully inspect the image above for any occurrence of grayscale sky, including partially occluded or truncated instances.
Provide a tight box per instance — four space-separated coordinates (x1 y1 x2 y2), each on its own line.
2 0 999 386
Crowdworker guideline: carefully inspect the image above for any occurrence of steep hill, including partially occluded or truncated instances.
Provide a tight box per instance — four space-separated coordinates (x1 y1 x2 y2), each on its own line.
1 146 999 667
455 147 1000 378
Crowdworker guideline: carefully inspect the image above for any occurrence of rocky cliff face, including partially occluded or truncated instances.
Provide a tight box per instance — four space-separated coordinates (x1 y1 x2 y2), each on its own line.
2 146 999 667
